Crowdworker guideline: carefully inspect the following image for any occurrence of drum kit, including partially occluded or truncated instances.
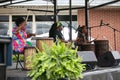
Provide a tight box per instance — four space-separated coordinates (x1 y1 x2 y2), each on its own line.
76 20 115 58
24 37 54 70
23 17 120 70
75 20 120 70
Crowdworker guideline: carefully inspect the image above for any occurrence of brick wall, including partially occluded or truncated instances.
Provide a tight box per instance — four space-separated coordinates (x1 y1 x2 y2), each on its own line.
78 8 120 52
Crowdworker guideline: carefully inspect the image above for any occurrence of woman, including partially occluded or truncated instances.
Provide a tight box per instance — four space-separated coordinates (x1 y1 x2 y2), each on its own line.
75 25 98 50
12 17 35 53
49 22 65 42
75 25 88 45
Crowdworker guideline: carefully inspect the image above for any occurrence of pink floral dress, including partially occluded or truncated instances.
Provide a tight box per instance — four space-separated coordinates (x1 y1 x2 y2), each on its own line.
12 27 27 53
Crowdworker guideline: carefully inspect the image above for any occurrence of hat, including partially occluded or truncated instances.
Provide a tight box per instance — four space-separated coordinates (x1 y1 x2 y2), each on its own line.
56 22 62 27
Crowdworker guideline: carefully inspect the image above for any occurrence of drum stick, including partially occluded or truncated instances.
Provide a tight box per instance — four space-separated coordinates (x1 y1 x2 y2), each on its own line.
25 10 30 22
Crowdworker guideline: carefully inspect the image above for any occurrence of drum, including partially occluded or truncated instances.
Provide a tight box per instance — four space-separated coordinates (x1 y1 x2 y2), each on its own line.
94 40 109 58
79 43 95 52
24 47 36 70
35 37 54 51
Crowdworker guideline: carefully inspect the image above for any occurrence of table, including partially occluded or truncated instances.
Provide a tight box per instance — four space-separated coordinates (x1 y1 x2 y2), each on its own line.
82 66 120 80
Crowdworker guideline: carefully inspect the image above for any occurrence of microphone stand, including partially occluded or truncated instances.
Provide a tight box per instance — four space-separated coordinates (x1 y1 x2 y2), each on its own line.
103 23 120 50
89 25 101 41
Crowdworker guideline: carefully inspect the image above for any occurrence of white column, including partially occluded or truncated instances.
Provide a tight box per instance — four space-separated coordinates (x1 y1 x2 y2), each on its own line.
32 14 36 33
9 15 12 37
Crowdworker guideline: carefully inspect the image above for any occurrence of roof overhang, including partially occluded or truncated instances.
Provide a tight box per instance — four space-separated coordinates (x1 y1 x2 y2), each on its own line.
0 0 120 14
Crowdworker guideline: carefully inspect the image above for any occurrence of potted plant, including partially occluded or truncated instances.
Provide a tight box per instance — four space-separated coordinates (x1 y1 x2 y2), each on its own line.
28 42 85 80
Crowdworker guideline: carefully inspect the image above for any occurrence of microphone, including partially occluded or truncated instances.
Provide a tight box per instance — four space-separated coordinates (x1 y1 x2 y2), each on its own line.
105 23 109 26
102 22 109 26
100 20 103 26
99 20 110 26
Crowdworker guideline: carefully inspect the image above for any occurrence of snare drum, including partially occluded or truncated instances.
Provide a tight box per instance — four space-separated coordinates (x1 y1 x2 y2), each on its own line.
79 43 95 52
94 40 109 57
35 37 54 51
24 47 36 70
33 37 54 51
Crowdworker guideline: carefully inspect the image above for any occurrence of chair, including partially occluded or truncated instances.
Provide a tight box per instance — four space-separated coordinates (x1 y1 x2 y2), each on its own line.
13 50 24 69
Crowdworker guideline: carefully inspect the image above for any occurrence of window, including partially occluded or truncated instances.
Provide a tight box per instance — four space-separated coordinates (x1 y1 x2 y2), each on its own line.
0 16 9 35
36 22 53 35
35 15 78 40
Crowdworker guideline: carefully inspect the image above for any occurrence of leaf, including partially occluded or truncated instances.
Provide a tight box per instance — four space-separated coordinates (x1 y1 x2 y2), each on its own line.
28 42 85 80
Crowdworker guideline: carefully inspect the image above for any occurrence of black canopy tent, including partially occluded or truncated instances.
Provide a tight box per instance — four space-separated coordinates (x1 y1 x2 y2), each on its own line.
1 0 120 41
0 0 33 7
27 0 120 41
57 0 120 41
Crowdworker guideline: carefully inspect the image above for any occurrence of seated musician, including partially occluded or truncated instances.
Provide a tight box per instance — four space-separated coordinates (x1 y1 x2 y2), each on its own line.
75 25 89 50
75 25 98 50
12 17 35 53
76 25 88 43
49 22 66 42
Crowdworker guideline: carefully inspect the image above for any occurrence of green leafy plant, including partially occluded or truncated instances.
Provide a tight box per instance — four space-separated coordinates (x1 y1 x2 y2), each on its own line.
28 42 85 80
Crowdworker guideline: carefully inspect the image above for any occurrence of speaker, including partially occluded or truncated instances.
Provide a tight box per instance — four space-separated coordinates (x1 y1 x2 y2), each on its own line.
77 51 97 70
0 64 6 80
97 51 120 67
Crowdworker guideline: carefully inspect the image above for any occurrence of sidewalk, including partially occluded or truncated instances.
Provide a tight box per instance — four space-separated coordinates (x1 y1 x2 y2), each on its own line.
7 63 30 80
